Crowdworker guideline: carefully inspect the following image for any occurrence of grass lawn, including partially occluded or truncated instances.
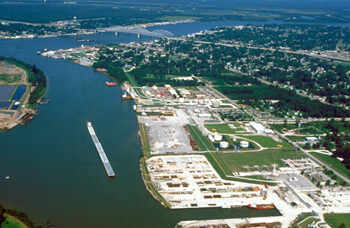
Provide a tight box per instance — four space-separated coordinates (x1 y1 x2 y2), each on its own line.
187 125 215 151
0 74 21 84
303 121 350 134
205 123 235 134
298 217 320 228
271 121 350 135
205 153 277 185
324 213 350 227
2 214 28 228
205 123 248 134
290 213 316 228
310 152 350 178
286 136 306 142
216 149 306 172
239 135 293 149
298 127 324 135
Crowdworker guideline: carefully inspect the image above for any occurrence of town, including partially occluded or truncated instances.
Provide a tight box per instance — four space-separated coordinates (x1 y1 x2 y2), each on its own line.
39 23 350 227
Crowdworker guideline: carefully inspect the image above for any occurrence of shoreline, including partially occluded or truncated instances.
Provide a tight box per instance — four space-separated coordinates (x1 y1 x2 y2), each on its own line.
0 58 47 131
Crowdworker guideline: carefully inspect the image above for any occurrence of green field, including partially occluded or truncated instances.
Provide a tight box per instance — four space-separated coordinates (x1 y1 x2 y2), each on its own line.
187 125 215 151
205 123 247 134
205 153 277 185
216 149 306 172
2 214 27 228
269 123 299 133
269 124 325 135
298 127 324 135
286 136 306 142
239 135 293 149
291 213 317 228
324 213 350 227
205 123 235 134
270 121 350 135
310 152 350 178
0 74 21 84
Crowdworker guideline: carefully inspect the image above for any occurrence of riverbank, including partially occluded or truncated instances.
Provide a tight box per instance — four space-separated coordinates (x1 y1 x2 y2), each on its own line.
0 57 46 131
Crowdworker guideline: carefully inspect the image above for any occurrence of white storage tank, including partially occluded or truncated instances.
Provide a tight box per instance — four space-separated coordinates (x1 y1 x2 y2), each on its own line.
231 136 236 141
214 133 223 141
220 141 229 148
179 98 185 103
240 141 249 148
211 99 220 108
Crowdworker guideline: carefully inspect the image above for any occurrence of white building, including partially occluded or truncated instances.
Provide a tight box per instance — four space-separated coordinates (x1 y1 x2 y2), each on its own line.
250 122 265 133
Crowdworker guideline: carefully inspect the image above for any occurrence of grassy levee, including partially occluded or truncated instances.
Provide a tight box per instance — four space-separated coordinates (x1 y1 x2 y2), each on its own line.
205 153 277 186
7 85 18 101
2 214 28 228
138 122 171 208
139 123 151 158
187 124 215 151
324 213 350 227
310 152 350 180
125 72 139 87
140 157 171 208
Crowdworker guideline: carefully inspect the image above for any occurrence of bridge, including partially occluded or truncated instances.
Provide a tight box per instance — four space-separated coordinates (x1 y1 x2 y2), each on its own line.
98 26 175 38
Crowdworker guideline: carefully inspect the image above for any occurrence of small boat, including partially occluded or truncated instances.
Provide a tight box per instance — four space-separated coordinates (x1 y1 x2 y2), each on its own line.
221 204 242 209
247 204 275 210
106 81 117 86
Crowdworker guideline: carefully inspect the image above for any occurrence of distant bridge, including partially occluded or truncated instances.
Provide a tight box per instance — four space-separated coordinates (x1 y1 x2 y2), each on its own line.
98 26 175 38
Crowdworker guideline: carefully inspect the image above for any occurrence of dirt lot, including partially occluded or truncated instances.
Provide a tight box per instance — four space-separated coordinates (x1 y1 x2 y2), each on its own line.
0 61 27 85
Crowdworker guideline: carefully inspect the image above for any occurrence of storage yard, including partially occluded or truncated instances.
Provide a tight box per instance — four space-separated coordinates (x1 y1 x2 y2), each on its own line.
138 109 193 154
146 155 279 209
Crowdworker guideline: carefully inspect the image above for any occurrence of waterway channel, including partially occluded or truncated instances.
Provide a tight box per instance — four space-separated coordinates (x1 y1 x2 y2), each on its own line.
0 20 310 227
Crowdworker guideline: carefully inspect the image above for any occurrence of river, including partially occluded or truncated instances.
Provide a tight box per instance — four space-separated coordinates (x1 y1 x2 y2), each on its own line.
0 20 310 227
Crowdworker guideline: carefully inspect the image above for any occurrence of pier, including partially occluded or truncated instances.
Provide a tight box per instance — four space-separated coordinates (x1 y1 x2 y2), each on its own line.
87 122 115 177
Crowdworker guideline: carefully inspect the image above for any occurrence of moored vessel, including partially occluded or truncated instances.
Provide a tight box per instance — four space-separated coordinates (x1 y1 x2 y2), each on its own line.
247 204 275 210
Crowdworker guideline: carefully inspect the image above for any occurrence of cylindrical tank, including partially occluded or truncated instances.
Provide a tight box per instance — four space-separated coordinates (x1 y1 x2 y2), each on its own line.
240 141 249 148
231 136 236 141
214 133 223 141
212 99 220 108
220 141 229 148
179 98 184 103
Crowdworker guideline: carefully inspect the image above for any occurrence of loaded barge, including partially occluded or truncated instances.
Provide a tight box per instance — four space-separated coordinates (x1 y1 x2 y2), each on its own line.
87 122 115 177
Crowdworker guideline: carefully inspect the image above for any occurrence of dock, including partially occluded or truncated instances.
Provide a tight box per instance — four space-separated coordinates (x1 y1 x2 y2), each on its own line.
87 122 115 177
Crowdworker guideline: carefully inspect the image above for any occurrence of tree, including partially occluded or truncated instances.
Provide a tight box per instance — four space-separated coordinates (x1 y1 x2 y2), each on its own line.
0 204 5 225
339 223 346 228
